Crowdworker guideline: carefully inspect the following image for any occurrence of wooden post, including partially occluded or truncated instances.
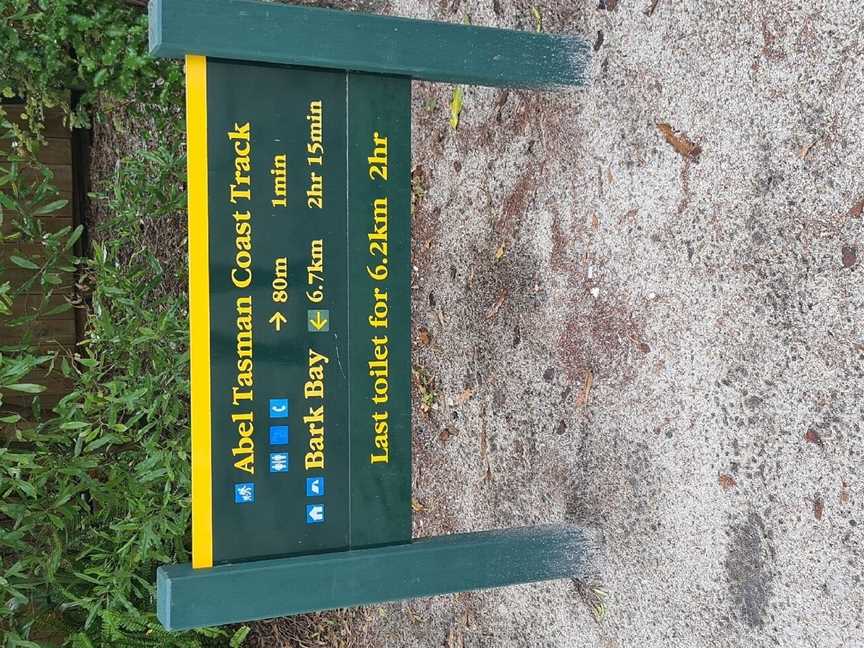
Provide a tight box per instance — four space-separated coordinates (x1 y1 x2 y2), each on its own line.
157 525 599 630
148 0 589 88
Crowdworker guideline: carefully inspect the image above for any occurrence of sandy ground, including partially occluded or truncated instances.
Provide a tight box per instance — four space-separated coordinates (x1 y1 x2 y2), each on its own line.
287 0 863 646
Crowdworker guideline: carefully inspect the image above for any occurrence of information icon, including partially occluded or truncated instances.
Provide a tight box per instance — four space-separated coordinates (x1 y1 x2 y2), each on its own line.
269 426 289 445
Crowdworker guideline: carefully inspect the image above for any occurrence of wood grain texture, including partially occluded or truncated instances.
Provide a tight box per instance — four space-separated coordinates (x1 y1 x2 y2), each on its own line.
0 137 72 166
2 105 69 138
149 0 590 88
1 105 80 416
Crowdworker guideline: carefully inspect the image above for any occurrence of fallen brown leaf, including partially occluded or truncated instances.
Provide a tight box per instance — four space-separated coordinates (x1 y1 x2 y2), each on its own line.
591 213 600 229
455 387 475 404
799 136 821 159
848 197 864 219
575 367 593 407
447 626 464 648
483 463 493 482
439 427 451 443
841 245 858 269
618 208 639 226
404 605 425 624
719 473 737 491
840 482 849 506
411 498 426 513
631 336 651 353
657 123 702 162
494 242 506 261
418 326 432 346
813 496 824 521
804 429 824 448
484 288 508 320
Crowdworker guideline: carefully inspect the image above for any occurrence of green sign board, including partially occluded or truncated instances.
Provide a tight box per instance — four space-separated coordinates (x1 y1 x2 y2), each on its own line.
187 57 411 566
153 0 595 631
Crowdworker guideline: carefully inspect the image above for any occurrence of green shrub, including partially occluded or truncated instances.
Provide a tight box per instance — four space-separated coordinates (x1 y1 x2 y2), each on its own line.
0 129 244 646
0 1 247 645
0 0 182 136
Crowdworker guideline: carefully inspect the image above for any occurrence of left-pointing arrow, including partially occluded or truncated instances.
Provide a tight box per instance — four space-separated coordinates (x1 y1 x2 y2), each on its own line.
269 311 287 331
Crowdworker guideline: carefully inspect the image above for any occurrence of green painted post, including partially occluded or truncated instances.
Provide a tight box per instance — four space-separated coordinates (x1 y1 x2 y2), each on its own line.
157 525 600 630
148 0 590 88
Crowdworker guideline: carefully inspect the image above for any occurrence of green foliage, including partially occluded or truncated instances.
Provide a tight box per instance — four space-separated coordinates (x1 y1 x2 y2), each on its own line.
0 0 182 136
1 121 254 644
0 0 256 643
0 2 245 644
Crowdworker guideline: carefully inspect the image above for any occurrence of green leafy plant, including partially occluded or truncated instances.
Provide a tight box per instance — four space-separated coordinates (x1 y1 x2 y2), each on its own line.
0 4 232 640
0 0 182 138
0 131 251 645
0 1 255 644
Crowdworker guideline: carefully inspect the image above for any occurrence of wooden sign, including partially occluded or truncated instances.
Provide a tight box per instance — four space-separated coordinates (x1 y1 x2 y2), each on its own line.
186 57 411 568
150 0 598 632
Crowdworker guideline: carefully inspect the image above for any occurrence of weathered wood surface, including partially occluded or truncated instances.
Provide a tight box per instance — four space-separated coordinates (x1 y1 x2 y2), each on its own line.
149 0 590 88
2 105 68 138
0 136 72 166
1 105 80 423
158 525 599 630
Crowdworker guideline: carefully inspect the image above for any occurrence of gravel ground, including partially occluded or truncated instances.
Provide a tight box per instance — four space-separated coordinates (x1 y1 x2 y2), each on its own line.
309 0 862 646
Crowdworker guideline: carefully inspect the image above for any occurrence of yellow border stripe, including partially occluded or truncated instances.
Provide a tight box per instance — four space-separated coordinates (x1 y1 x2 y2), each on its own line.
186 54 213 569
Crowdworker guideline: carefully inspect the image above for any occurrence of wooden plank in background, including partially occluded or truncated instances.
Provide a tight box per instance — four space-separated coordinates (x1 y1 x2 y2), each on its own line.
0 317 76 346
4 389 70 410
1 104 81 418
0 240 75 257
18 165 74 192
0 266 74 289
7 293 75 321
2 105 69 139
0 136 72 166
1 217 74 235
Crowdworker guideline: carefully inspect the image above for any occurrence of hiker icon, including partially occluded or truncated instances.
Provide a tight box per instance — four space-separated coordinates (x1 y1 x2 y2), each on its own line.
234 483 255 504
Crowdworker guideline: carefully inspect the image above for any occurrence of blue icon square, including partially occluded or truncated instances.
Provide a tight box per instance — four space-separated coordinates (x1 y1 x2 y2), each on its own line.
234 482 255 504
269 453 289 473
269 425 289 445
269 399 289 418
305 476 325 497
305 504 325 524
